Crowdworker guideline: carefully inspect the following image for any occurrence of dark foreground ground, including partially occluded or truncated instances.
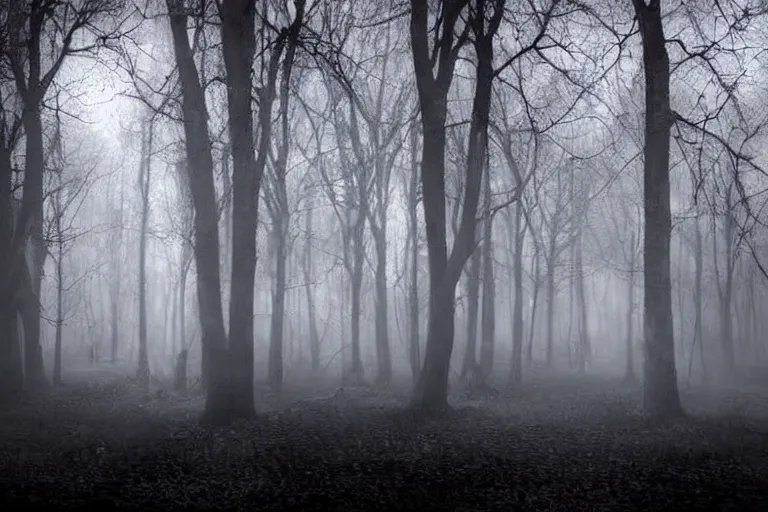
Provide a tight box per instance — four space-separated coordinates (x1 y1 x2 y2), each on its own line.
2 365 768 511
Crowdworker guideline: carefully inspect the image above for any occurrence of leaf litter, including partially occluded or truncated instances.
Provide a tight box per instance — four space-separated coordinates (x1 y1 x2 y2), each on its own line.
1 373 767 510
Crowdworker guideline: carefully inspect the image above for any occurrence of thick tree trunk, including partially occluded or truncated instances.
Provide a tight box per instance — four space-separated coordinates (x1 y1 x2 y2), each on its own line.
22 108 47 390
633 0 683 418
167 0 230 424
222 0 261 420
24 236 46 388
0 144 24 397
510 204 524 384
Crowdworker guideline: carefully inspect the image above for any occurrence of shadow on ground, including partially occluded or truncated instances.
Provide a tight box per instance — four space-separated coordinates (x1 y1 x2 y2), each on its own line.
1 366 767 510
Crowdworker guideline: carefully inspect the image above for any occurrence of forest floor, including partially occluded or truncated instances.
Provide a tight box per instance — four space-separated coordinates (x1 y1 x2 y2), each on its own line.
2 363 768 510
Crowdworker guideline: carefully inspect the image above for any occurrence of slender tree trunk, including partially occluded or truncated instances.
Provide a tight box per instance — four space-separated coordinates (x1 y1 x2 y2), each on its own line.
574 230 590 373
625 232 636 383
303 200 321 372
110 190 123 364
137 121 152 389
479 177 495 381
527 239 540 366
721 210 736 374
349 234 365 382
461 249 481 379
373 228 392 386
268 219 287 391
510 204 524 384
53 207 64 386
545 247 556 369
408 127 421 384
633 0 683 418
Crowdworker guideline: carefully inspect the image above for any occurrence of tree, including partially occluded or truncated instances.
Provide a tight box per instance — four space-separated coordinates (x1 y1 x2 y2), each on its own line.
409 0 502 410
135 115 154 389
5 0 120 389
166 0 230 423
631 0 683 418
263 0 306 392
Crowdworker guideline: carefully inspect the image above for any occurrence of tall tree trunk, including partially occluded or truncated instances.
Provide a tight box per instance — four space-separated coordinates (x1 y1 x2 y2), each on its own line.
574 230 590 373
479 175 495 381
268 219 287 390
461 249 481 379
545 243 556 369
0 142 24 396
510 204 525 384
625 232 636 383
222 0 268 420
348 231 365 383
53 204 64 386
373 227 392 386
721 209 736 375
110 189 123 364
137 121 152 389
266 4 303 389
410 0 496 411
303 199 321 372
167 0 230 424
633 0 683 418
408 126 421 384
21 106 47 389
527 235 541 366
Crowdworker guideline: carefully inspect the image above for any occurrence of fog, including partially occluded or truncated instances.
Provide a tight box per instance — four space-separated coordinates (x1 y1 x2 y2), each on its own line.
2 1 768 507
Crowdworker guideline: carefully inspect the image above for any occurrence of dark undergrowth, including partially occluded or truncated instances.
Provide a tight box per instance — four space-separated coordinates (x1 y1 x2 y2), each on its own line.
2 366 768 511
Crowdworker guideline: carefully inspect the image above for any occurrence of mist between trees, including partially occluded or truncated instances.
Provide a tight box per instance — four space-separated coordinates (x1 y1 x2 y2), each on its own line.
1 0 768 425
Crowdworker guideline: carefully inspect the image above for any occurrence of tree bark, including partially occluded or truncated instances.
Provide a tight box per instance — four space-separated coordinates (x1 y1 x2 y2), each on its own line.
479 176 495 381
137 120 152 389
461 249 481 379
625 232 636 382
408 126 421 384
633 0 683 418
303 199 321 372
167 0 230 424
53 199 64 386
510 204 524 384
221 0 262 418
0 140 24 397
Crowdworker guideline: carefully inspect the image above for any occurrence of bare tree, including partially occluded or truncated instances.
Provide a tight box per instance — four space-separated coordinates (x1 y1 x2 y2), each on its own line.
4 0 122 389
135 116 153 389
166 0 230 423
262 0 306 392
631 0 683 417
